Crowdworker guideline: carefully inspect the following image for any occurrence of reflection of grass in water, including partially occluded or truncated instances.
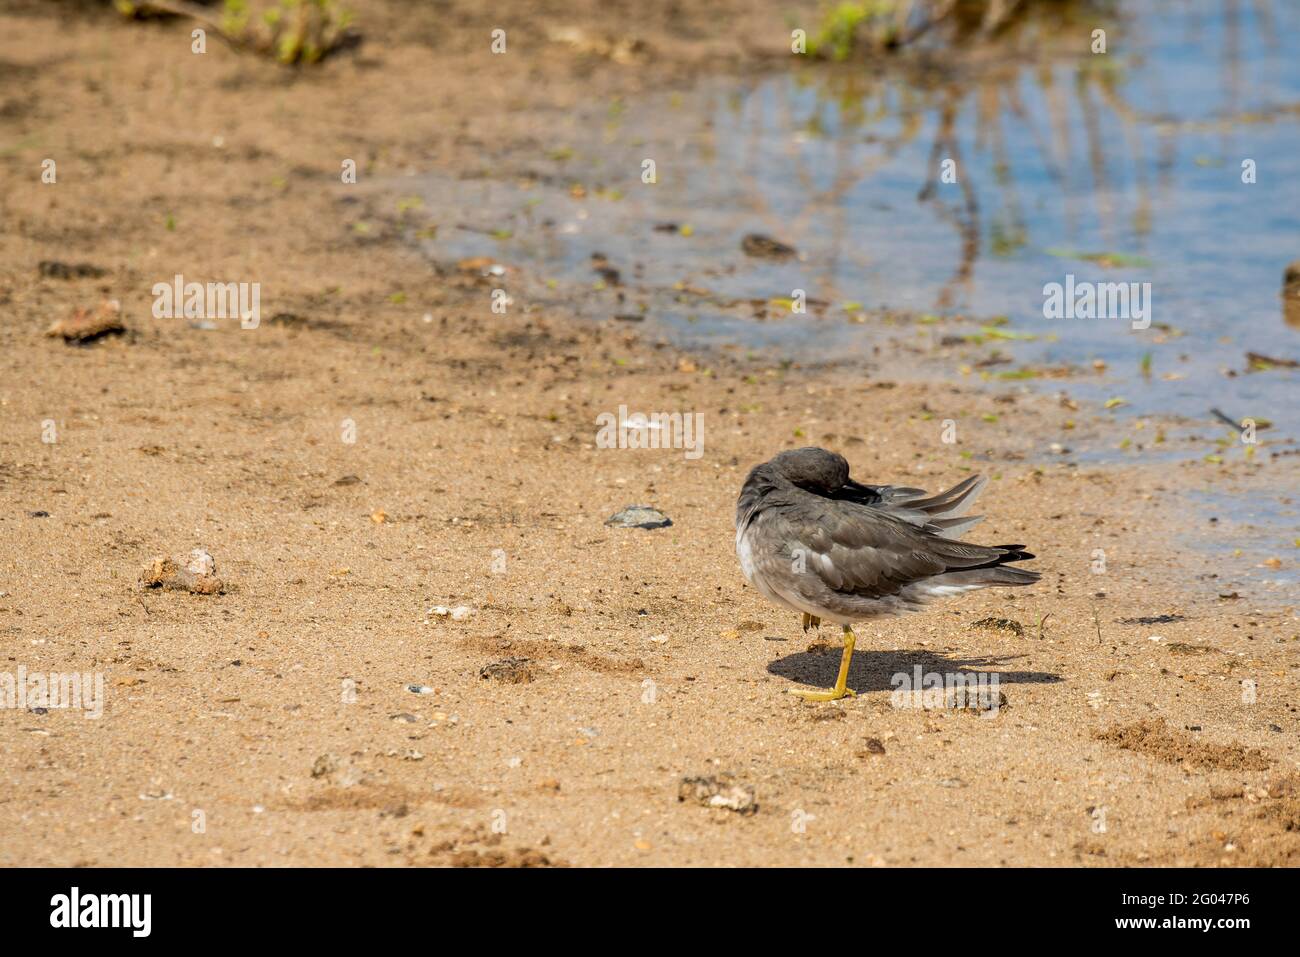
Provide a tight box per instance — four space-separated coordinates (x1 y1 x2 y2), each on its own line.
1045 249 1153 268
781 0 1193 307
989 219 1026 257
769 0 1294 319
807 0 1120 59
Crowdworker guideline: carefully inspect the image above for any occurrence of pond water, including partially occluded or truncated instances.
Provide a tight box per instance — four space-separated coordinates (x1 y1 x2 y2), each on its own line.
413 0 1298 439
1177 486 1299 604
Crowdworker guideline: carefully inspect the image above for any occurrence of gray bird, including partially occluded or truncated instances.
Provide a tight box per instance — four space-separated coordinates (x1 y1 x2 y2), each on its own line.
735 447 1040 701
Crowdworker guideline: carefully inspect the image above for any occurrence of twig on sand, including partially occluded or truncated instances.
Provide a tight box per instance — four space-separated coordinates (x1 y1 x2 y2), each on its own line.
1209 407 1240 429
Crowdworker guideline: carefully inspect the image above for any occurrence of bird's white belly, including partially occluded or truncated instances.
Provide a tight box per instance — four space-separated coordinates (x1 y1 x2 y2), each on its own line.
736 526 787 606
736 525 759 582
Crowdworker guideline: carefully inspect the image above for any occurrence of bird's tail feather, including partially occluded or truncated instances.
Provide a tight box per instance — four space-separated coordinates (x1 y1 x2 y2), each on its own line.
935 541 1040 586
907 474 988 519
930 565 1041 588
927 514 985 539
888 474 989 539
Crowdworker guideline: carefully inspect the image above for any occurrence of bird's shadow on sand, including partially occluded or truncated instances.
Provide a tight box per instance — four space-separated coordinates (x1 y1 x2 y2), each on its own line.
767 647 1061 694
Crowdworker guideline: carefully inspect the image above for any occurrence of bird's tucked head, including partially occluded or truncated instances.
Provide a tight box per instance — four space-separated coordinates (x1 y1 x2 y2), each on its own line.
762 447 851 493
738 447 877 531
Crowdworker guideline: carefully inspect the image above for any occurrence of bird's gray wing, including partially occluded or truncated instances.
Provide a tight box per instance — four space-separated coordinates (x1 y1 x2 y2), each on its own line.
761 496 1013 603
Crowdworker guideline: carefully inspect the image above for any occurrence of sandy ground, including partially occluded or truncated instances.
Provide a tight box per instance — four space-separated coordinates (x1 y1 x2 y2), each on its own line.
1 1 1297 867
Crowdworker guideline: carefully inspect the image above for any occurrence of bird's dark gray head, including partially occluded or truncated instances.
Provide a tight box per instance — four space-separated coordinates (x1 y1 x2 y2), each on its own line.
762 447 851 493
736 447 855 531
736 447 883 532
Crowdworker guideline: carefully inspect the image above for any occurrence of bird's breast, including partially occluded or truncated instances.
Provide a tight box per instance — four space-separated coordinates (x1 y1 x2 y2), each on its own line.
735 524 759 584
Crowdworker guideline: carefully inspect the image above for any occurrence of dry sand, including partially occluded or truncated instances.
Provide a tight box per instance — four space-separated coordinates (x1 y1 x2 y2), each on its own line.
1 1 1296 867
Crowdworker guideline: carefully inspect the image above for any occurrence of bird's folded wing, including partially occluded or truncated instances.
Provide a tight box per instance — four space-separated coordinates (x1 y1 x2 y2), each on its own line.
764 500 1011 601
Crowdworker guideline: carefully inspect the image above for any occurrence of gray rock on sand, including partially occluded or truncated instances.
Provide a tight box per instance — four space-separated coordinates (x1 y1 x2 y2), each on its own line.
604 505 672 529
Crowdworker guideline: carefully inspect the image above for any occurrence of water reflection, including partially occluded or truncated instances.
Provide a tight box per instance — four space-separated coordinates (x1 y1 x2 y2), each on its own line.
726 0 1298 326
416 0 1299 426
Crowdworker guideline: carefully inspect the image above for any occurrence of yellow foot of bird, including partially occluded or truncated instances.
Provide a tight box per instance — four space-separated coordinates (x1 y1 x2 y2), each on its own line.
801 613 822 633
789 624 857 701
787 686 856 702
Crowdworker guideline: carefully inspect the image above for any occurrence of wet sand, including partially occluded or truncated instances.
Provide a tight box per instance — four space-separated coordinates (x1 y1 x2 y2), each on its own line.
1 1 1297 867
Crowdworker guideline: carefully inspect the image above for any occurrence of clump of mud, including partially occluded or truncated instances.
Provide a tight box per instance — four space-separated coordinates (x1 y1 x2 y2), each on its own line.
463 634 644 675
479 657 536 684
46 300 125 343
1166 642 1221 656
1177 774 1300 866
1257 775 1300 833
430 827 566 868
678 773 758 815
1094 719 1271 771
138 549 225 595
970 617 1024 637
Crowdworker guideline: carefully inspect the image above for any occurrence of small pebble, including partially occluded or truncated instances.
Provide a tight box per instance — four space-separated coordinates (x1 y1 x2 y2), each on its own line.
186 549 215 576
428 605 474 620
604 505 672 529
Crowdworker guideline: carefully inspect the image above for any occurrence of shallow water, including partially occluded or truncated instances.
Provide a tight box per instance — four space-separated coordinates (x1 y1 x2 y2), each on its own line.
1178 487 1299 603
413 0 1299 437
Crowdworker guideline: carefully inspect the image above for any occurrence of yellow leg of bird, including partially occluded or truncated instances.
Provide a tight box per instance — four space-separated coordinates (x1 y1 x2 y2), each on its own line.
789 625 856 701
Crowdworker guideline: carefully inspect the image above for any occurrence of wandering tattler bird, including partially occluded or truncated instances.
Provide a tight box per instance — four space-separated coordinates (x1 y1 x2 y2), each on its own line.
735 448 1040 701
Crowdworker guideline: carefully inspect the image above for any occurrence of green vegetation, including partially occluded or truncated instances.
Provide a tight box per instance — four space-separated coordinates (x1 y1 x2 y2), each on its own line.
808 3 896 61
1045 248 1153 269
115 0 356 65
805 0 1116 59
